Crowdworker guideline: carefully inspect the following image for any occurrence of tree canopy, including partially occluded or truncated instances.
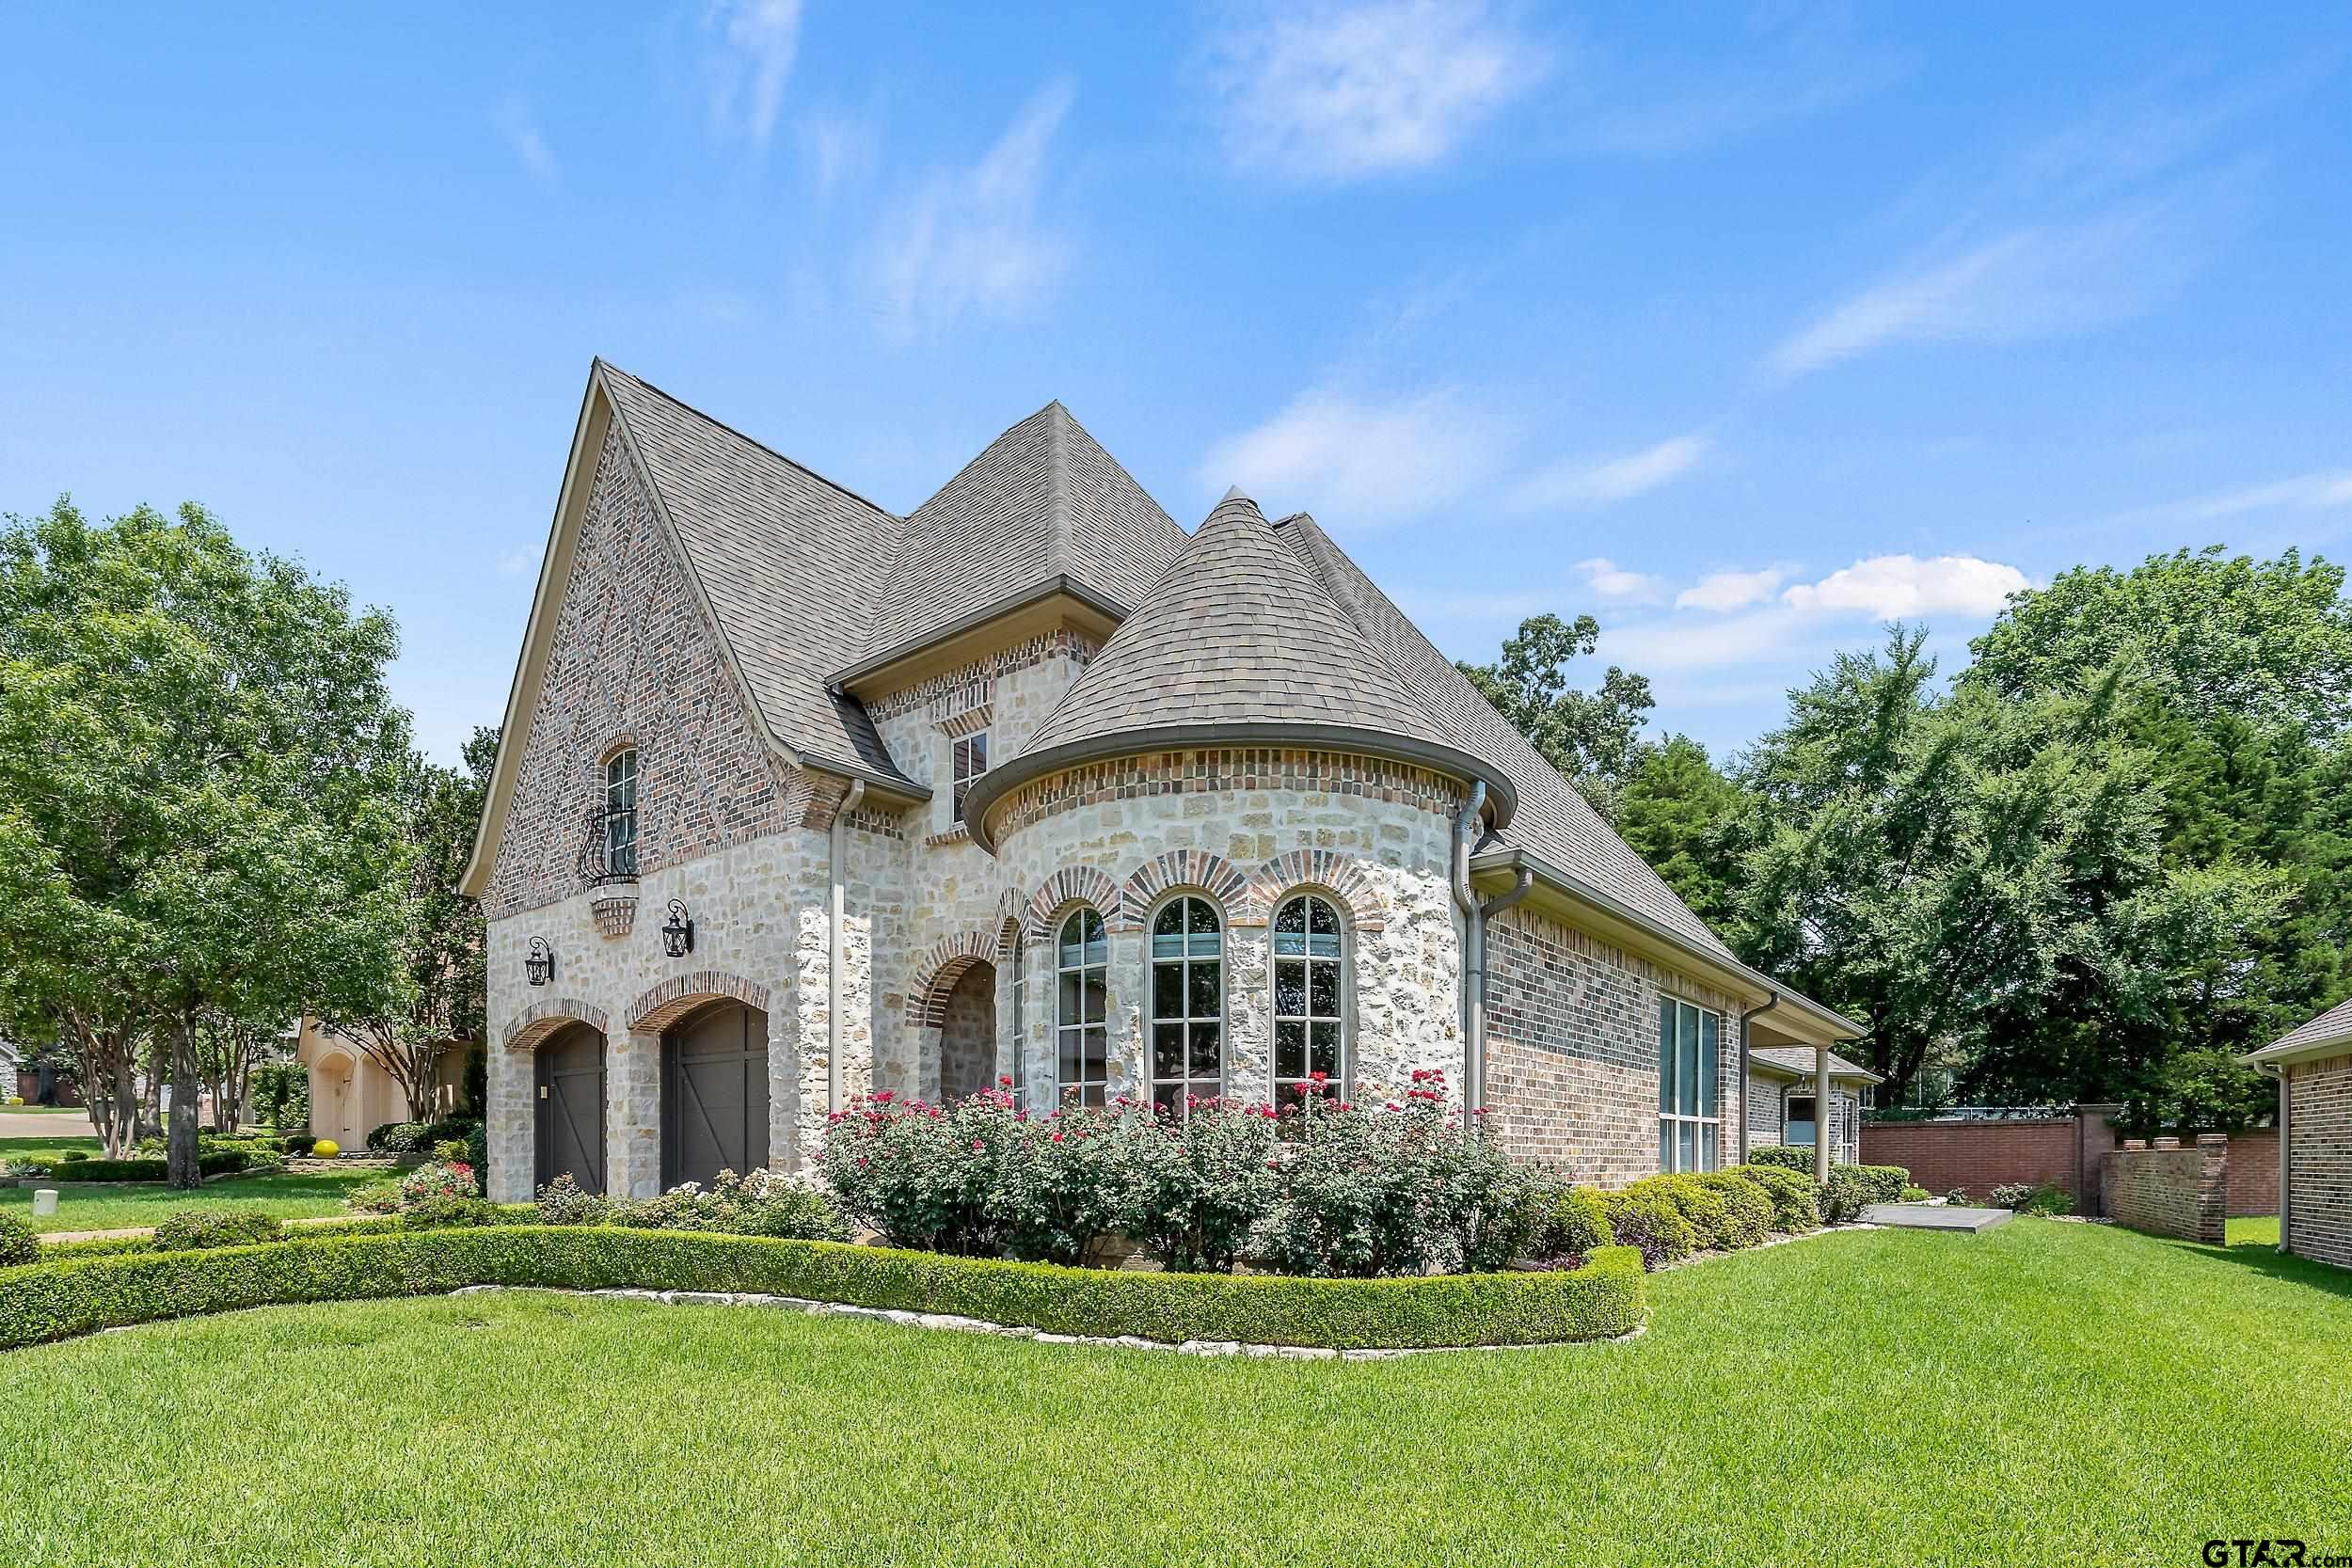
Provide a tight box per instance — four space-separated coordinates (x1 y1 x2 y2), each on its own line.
1457 612 1656 818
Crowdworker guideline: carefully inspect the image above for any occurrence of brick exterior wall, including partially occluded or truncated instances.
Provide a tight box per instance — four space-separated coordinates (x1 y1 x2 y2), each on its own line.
1745 1074 1862 1166
2104 1135 2227 1244
1482 905 1740 1185
1862 1117 2091 1205
2288 1053 2352 1269
2228 1125 2279 1218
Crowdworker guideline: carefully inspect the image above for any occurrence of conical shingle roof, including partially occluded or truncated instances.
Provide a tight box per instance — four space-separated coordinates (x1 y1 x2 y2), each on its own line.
961 491 1516 848
856 401 1186 668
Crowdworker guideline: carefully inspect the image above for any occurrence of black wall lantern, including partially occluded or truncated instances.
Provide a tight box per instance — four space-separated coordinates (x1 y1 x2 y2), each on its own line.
661 898 695 958
524 937 556 988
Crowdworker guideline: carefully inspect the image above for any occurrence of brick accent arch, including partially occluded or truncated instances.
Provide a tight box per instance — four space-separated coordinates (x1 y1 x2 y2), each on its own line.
502 998 612 1052
628 970 772 1034
1024 864 1129 941
993 886 1028 952
1244 849 1387 933
907 928 1001 1027
1118 849 1249 929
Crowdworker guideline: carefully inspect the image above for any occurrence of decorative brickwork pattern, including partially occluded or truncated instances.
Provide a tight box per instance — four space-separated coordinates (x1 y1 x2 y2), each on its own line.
2105 1134 2227 1243
589 886 640 937
907 929 1004 1027
2288 1053 2352 1268
1240 848 1387 933
1024 865 1130 940
937 704 993 739
502 998 613 1052
627 971 773 1034
863 629 1102 721
1118 849 1249 928
485 425 793 921
990 749 1464 844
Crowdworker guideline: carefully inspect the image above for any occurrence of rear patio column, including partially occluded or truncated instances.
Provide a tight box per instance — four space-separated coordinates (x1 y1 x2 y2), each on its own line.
1815 1043 1831 1183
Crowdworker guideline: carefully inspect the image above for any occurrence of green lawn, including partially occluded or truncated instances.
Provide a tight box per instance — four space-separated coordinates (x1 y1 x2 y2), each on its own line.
2 1169 378 1234
0 1131 103 1164
0 1219 2344 1565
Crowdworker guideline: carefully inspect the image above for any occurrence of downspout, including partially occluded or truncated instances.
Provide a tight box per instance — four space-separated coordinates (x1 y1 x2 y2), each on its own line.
1737 991 1779 1161
1474 868 1535 1120
1449 783 1487 1128
2259 1061 2289 1255
828 779 866 1120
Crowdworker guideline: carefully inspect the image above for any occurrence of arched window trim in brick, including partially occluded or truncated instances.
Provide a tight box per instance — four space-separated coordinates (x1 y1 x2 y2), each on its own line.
1241 849 1385 934
626 971 771 1034
1118 850 1248 931
1022 864 1128 942
907 927 1003 1028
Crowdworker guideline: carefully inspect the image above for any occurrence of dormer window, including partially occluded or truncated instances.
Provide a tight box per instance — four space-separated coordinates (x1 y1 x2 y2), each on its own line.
951 731 988 825
604 750 638 877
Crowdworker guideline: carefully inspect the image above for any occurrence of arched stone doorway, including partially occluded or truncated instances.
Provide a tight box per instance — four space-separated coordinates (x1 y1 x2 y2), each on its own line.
662 1000 770 1189
938 961 995 1103
534 1022 607 1195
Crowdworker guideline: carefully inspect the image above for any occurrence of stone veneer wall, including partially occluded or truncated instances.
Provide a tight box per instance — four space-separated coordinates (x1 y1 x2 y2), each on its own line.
990 751 1465 1107
2288 1054 2352 1269
1482 906 1741 1184
2104 1135 2227 1244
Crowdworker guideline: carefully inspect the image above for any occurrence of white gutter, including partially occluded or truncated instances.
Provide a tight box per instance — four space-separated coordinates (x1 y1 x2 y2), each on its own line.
1738 991 1780 1160
828 779 866 1121
2257 1061 2290 1255
1449 783 1487 1127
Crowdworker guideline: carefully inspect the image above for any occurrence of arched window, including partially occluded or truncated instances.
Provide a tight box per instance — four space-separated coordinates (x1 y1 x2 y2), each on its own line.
1149 896 1223 1116
604 749 639 877
1271 894 1343 1103
1056 909 1109 1106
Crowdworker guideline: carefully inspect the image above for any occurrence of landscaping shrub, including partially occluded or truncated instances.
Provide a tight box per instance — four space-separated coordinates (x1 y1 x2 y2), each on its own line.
1522 1182 1613 1266
1820 1167 1872 1224
59 1150 87 1164
608 1168 849 1243
1899 1185 1931 1202
151 1211 284 1252
1601 1188 1696 1269
0 1213 36 1270
1992 1181 2073 1215
1694 1172 1772 1249
1853 1164 1911 1204
345 1178 403 1216
534 1174 610 1227
463 1123 486 1178
0 1227 1646 1352
44 1152 252 1182
1744 1145 1816 1173
1110 1097 1278 1273
396 1161 481 1208
1726 1164 1820 1232
1944 1185 1970 1204
365 1118 481 1155
280 1134 316 1157
818 1088 1024 1257
399 1196 509 1230
0 1157 50 1180
1623 1174 1737 1253
432 1140 469 1164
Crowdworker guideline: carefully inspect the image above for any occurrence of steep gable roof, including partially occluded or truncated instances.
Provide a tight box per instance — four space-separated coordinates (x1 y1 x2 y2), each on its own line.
1272 513 1738 964
855 401 1186 673
961 490 1518 850
596 363 913 787
2244 993 2352 1065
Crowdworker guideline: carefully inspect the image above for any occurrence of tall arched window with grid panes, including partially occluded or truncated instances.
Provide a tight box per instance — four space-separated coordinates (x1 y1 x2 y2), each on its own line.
1149 896 1222 1116
603 749 638 878
1055 909 1109 1106
1271 894 1343 1103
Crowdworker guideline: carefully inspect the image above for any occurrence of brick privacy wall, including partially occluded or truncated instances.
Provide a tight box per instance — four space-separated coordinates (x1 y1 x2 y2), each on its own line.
2104 1135 2227 1244
1863 1118 2088 1203
2229 1126 2280 1217
1483 905 1740 1185
2289 1054 2352 1269
484 423 796 922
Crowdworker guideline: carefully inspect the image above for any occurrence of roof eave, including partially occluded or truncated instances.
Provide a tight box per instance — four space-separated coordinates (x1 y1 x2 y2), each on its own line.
1469 844 1867 1040
962 722 1520 855
2239 1030 2352 1069
832 573 1133 693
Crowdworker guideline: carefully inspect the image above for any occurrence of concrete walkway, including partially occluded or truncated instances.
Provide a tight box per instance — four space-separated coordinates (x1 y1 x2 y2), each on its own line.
1861 1202 2012 1232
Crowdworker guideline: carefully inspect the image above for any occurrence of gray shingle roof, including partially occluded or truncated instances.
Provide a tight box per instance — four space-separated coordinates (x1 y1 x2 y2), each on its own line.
596 362 914 787
2259 995 2352 1058
1273 514 1739 964
1751 1046 1882 1082
859 402 1185 667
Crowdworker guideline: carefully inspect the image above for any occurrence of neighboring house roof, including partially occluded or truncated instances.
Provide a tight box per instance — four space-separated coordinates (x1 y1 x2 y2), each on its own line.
961 490 1518 845
1750 1046 1883 1084
853 401 1186 676
2242 995 2352 1067
596 363 912 787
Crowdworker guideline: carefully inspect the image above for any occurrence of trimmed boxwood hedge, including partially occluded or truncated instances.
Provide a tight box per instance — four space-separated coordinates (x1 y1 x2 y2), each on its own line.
0 1227 1645 1353
33 1151 258 1183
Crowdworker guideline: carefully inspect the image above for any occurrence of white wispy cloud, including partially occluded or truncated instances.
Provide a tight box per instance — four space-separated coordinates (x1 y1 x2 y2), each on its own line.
1199 385 1502 522
1506 433 1708 511
2123 469 2352 524
870 79 1076 337
1207 0 1549 180
1677 563 1795 612
1576 557 1664 603
494 94 557 182
799 110 879 195
496 546 537 578
703 0 803 150
1779 554 2029 619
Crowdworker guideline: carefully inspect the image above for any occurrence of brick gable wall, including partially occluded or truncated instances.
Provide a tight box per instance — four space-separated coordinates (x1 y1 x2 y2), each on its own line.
485 424 795 921
2290 1053 2352 1269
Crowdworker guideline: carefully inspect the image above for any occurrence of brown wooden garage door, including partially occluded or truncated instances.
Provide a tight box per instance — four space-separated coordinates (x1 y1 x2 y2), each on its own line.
663 1001 769 1189
535 1023 606 1195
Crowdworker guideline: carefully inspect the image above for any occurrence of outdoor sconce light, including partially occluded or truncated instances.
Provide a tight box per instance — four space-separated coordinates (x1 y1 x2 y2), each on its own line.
661 898 695 958
524 937 555 988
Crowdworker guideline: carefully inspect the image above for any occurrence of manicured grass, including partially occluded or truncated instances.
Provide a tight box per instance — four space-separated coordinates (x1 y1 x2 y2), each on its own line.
0 1132 103 1164
1 1170 377 1234
0 1104 100 1114
2229 1213 2280 1247
0 1219 2344 1565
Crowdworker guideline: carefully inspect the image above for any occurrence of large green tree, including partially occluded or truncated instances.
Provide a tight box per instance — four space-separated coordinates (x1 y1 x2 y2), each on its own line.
1458 612 1656 819
0 500 411 1183
1616 735 1758 934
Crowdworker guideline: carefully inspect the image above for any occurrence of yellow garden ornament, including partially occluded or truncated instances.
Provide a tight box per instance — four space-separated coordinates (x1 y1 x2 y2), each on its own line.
311 1139 340 1159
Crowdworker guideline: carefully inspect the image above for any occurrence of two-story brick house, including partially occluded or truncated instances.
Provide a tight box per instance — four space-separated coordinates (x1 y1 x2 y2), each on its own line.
460 361 1864 1203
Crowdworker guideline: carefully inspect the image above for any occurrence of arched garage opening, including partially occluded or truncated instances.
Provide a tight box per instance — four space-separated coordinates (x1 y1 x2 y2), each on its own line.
662 1000 770 1189
534 1022 607 1195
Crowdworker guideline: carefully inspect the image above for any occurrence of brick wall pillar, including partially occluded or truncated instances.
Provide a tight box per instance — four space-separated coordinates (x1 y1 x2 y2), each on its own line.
609 1030 662 1198
2195 1133 2228 1245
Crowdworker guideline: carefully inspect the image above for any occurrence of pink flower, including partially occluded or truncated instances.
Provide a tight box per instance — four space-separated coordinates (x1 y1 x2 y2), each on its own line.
999 1074 1013 1086
1052 1132 1065 1143
873 1090 896 1105
971 1139 985 1151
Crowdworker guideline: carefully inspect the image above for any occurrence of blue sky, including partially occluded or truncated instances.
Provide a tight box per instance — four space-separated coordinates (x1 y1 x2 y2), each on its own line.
4 3 2349 767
